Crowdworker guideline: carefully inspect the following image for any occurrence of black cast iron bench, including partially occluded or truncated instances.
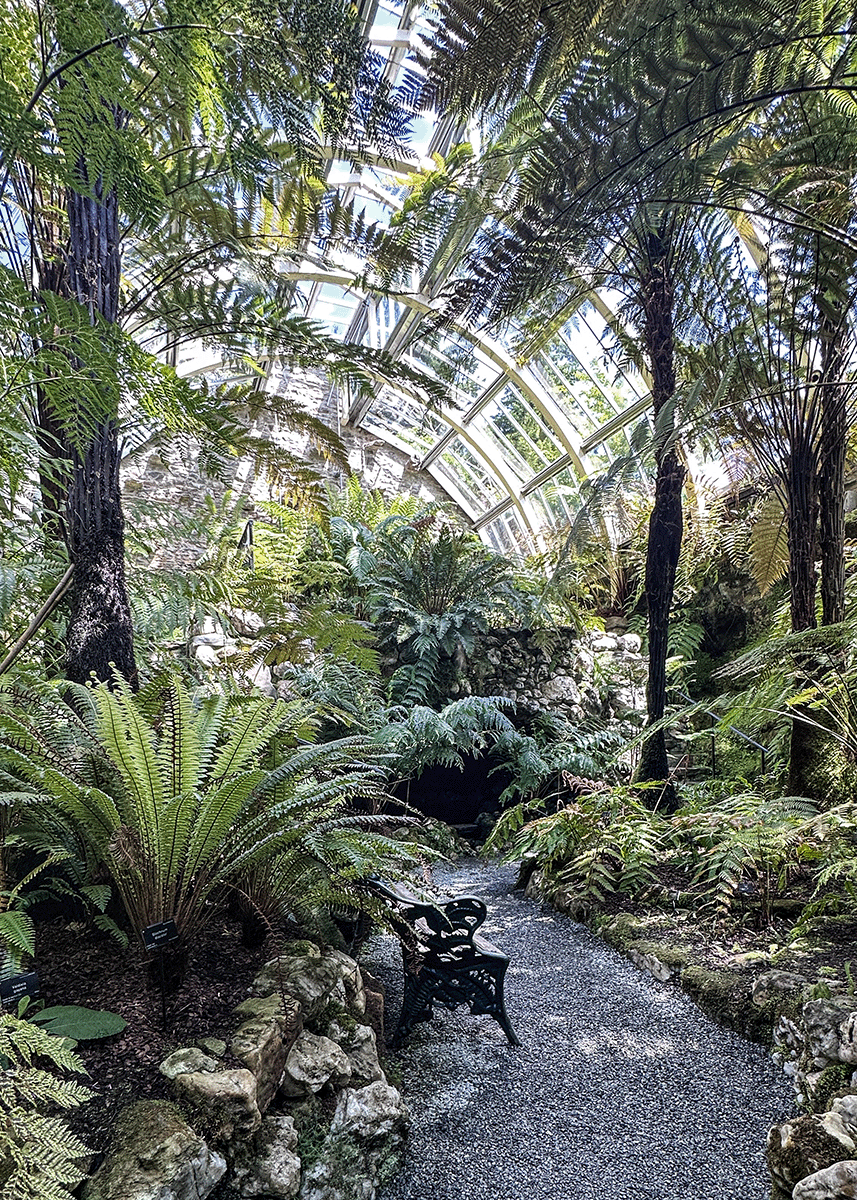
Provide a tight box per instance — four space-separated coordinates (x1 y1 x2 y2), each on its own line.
370 878 521 1048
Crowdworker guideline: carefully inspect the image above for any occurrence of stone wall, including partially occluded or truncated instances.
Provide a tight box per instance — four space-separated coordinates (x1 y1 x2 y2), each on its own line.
458 627 647 725
122 366 463 571
84 942 408 1200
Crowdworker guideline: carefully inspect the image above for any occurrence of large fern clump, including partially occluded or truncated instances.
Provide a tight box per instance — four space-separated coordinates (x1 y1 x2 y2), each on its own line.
487 785 666 904
0 672 393 951
370 519 523 705
0 1013 93 1200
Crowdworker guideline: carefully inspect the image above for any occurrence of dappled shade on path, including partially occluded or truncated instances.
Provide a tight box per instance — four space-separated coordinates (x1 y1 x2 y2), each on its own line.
367 860 794 1200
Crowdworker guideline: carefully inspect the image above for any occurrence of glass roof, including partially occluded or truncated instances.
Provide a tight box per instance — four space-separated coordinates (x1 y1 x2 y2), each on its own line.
172 0 657 554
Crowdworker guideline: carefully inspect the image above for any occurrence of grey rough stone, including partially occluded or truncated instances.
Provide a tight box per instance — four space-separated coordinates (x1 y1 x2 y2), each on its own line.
805 999 857 1066
171 1066 261 1143
793 1160 857 1199
628 948 673 983
159 1047 218 1079
252 955 347 1019
234 1115 302 1199
330 1081 409 1143
328 1019 384 1085
280 1031 352 1098
552 886 592 922
322 948 367 1017
83 1099 225 1200
234 993 289 1021
752 970 809 1008
297 1083 409 1200
231 1003 302 1112
198 1037 227 1058
523 867 545 900
767 1100 857 1197
839 1014 857 1065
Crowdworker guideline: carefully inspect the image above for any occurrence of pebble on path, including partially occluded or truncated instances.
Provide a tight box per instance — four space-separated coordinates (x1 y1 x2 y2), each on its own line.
365 859 795 1200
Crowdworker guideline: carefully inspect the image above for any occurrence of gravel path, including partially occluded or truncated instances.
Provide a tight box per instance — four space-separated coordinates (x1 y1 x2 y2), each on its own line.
364 858 795 1200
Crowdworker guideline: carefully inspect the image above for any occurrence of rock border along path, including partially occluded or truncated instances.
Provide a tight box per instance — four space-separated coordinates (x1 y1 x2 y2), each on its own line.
367 858 794 1200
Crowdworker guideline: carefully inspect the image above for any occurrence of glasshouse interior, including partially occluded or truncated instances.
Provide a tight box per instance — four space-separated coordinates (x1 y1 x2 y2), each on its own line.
4 1 857 1198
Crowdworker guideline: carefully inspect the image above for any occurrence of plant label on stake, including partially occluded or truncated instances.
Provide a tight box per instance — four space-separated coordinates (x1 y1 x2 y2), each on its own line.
0 971 39 1009
142 920 179 1031
142 919 179 951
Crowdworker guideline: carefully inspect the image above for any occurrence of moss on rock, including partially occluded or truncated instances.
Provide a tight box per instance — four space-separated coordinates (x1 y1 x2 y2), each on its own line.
809 1066 854 1114
681 966 772 1041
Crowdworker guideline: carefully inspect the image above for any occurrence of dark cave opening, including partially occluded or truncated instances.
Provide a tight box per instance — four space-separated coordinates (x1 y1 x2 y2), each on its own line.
393 753 513 828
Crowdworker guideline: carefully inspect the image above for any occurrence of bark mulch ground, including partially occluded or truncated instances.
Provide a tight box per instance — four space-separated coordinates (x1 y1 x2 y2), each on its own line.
30 914 272 1157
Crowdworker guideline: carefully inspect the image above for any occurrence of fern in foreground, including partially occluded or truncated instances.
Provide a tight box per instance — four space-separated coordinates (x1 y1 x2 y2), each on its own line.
0 1013 92 1200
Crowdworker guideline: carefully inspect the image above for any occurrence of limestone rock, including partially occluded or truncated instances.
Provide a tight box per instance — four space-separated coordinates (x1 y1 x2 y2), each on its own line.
234 993 289 1021
327 1019 384 1085
280 1031 352 1098
775 1014 805 1054
159 1047 218 1079
767 1097 857 1196
172 1066 261 1143
322 948 366 1017
234 1115 302 1199
252 952 354 1021
330 1080 410 1143
628 949 673 983
231 1002 301 1112
524 868 545 900
805 999 857 1066
793 1160 857 1199
297 1083 409 1200
360 970 386 1050
198 1037 227 1058
83 1099 225 1200
552 887 592 922
752 970 809 1008
542 676 581 705
298 1153 375 1200
839 1014 857 1065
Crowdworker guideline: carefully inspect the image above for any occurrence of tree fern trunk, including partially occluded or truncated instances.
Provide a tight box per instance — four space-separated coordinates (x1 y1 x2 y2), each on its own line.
818 311 848 627
64 170 137 687
637 448 685 797
635 228 684 811
788 299 850 800
787 434 819 634
787 425 825 797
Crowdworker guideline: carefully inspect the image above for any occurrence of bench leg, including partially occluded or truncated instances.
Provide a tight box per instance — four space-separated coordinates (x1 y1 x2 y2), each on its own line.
392 969 435 1048
436 962 521 1047
494 996 521 1047
490 959 521 1046
474 962 521 1047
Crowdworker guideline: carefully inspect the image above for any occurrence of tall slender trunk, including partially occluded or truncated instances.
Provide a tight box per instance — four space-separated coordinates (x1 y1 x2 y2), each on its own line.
787 211 854 797
63 171 137 687
635 228 685 811
818 311 849 627
787 433 819 635
788 292 851 799
785 394 828 798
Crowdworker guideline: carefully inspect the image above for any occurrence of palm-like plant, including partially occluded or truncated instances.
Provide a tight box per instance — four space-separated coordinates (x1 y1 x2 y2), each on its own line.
370 519 522 703
0 673 389 956
416 0 857 803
